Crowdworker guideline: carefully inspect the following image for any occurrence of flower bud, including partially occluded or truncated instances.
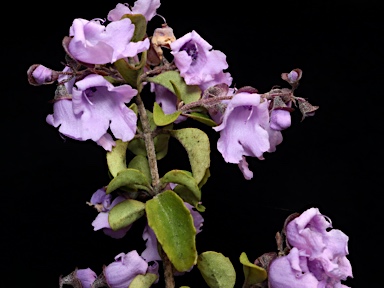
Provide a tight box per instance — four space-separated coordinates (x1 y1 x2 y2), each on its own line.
27 64 58 86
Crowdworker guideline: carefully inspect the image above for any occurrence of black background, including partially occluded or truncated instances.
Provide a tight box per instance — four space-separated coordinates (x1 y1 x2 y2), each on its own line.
3 1 383 287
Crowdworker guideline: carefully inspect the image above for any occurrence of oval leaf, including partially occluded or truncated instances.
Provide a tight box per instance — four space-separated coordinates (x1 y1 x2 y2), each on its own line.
128 273 158 288
106 168 152 194
170 128 210 185
127 155 151 184
197 251 236 288
146 70 201 104
153 102 181 126
108 198 146 231
160 170 201 205
239 252 267 286
106 139 129 177
146 190 197 272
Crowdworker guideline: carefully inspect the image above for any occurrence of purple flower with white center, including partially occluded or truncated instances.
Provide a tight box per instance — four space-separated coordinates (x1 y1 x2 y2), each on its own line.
104 250 159 288
170 30 232 88
268 208 353 288
76 268 97 288
141 202 204 263
46 74 138 151
67 17 149 65
107 0 161 22
213 92 272 167
90 188 132 239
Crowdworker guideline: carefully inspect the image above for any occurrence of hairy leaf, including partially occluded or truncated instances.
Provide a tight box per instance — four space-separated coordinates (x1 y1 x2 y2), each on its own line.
146 70 201 104
160 170 201 207
197 251 236 288
108 198 145 231
128 273 158 288
106 168 152 194
127 155 151 184
121 14 147 42
146 190 197 272
170 128 210 185
153 102 181 126
106 139 129 177
239 252 267 286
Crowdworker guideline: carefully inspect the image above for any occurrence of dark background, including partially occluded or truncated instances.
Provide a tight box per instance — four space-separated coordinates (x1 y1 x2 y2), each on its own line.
3 1 382 287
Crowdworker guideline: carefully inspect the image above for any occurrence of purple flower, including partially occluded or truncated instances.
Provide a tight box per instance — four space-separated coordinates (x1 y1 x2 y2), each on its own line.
90 188 132 239
46 74 138 151
170 30 232 89
213 92 271 163
68 18 149 64
107 0 161 22
76 268 97 288
104 250 159 288
268 208 353 288
141 202 204 263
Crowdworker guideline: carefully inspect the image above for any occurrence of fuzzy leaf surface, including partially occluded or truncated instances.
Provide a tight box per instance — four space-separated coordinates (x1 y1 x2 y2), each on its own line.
108 198 145 230
106 168 152 194
170 128 210 185
146 190 197 272
128 273 158 288
239 252 267 286
106 139 129 177
197 251 236 288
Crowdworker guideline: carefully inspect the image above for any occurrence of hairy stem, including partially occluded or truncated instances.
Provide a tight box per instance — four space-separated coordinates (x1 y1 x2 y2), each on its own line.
135 93 160 196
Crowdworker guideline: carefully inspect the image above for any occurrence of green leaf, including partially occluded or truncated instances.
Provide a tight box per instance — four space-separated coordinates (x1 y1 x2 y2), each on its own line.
153 102 181 126
108 198 146 230
146 71 201 104
127 155 151 184
128 273 158 288
186 112 218 127
146 190 197 272
160 170 201 207
170 128 210 185
153 124 172 160
239 252 267 286
197 251 236 288
121 14 147 42
113 51 147 88
106 140 129 177
106 168 152 194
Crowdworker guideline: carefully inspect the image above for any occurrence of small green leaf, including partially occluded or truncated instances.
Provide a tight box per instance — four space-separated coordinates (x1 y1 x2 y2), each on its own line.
146 190 197 272
129 273 158 288
239 252 267 286
153 102 181 126
170 128 210 185
108 198 145 231
186 112 218 127
160 170 201 206
146 71 201 104
113 51 147 88
106 140 129 177
153 124 172 160
121 14 147 42
106 168 152 194
197 251 236 288
127 155 151 184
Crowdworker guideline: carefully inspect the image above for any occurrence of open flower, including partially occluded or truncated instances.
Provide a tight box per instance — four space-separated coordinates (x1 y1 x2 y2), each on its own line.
268 208 353 288
67 17 149 64
107 0 161 22
170 30 232 89
104 250 159 288
46 73 138 151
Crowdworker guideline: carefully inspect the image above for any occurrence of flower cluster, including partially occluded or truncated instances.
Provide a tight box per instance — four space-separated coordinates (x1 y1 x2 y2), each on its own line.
268 208 353 287
25 0 343 287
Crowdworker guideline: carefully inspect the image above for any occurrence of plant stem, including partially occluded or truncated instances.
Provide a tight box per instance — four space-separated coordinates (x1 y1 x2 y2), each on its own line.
135 93 160 195
135 92 175 287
